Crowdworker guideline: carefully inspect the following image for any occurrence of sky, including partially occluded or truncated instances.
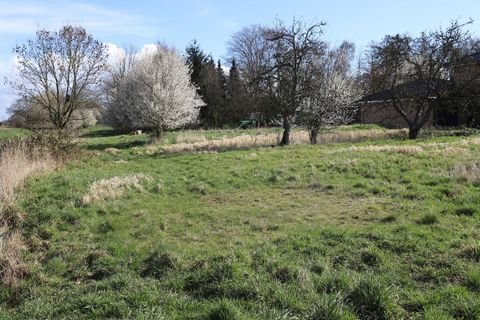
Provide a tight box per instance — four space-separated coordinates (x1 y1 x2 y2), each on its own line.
1 0 480 120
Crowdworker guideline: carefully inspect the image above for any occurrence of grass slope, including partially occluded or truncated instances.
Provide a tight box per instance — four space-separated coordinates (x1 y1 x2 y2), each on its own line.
2 127 480 319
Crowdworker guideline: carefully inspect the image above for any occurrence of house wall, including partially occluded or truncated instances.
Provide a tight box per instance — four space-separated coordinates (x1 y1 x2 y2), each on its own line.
359 101 435 129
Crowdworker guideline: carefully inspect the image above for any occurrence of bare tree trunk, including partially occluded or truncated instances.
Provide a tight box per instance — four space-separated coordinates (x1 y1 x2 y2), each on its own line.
154 126 163 139
408 125 420 139
280 115 291 145
309 129 318 144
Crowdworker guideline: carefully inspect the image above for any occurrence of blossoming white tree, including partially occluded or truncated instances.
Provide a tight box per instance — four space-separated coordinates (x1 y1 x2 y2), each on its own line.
297 42 358 144
126 45 202 137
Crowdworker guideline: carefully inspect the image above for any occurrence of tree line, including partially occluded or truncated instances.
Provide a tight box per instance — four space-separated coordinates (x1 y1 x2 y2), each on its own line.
6 18 480 142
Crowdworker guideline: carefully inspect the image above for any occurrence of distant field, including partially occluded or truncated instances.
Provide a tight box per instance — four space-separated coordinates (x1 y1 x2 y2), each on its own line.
0 127 30 139
2 126 480 319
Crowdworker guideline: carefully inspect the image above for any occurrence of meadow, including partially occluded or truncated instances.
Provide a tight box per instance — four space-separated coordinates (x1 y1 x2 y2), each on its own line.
1 125 480 319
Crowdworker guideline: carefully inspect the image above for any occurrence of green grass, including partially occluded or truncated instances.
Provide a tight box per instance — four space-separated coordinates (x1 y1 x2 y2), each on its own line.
0 127 30 139
2 126 480 319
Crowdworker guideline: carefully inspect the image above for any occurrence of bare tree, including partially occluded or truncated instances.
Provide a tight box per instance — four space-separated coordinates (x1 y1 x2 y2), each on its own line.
227 25 277 125
6 96 49 129
126 45 202 137
297 42 358 144
9 25 108 129
366 20 479 138
261 19 326 145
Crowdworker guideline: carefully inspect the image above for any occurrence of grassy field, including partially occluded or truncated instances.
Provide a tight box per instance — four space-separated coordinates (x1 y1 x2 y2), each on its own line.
0 127 30 139
2 126 480 319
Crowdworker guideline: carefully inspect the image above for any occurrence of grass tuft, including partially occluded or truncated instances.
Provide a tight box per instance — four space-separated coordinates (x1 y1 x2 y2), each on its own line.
348 276 400 319
309 293 356 320
453 207 477 216
417 213 438 225
207 300 242 320
140 251 178 279
464 268 480 292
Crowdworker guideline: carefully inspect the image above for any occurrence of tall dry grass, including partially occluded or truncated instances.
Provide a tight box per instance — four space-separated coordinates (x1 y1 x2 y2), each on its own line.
450 161 480 184
0 140 56 204
0 138 58 286
159 129 407 154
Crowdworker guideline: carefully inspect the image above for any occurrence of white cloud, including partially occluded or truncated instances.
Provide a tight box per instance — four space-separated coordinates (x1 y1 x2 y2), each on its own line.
0 1 155 37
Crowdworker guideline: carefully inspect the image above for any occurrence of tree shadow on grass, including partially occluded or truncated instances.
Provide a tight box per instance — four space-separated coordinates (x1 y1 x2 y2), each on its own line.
81 129 125 138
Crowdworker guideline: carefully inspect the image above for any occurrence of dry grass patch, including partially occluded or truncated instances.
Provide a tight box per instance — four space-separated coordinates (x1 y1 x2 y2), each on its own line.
449 161 480 184
0 141 56 205
317 128 406 144
158 129 406 154
0 231 27 286
0 139 58 286
346 145 423 154
174 132 208 144
104 147 120 155
81 174 152 205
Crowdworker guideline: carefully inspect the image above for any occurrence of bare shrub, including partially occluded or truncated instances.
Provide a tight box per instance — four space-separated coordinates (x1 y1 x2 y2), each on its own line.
81 174 151 205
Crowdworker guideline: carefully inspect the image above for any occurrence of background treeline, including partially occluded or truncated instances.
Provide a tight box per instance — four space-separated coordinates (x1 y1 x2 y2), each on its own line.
5 18 480 142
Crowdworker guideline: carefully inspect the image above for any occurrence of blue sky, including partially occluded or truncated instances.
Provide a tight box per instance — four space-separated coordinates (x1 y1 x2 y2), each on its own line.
1 0 480 120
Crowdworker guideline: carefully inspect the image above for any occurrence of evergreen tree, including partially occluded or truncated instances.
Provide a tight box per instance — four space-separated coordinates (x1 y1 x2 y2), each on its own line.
226 58 246 124
184 41 228 128
185 40 208 96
